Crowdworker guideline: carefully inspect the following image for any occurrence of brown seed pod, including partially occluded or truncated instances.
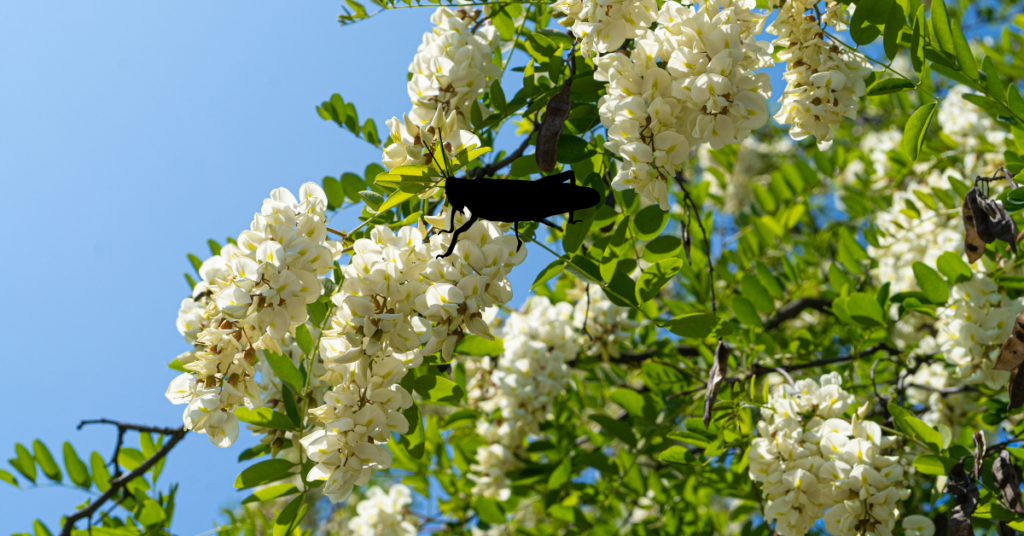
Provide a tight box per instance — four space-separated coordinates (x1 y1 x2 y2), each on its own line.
703 339 729 429
964 186 1019 262
963 191 986 263
535 50 576 173
995 311 1024 372
993 449 1024 515
1010 366 1024 411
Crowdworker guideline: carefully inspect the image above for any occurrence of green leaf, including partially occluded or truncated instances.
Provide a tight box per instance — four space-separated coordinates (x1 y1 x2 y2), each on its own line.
732 296 763 327
930 0 955 55
865 78 916 96
1009 86 1024 122
322 177 346 209
610 388 648 420
441 409 480 430
634 205 669 240
564 254 603 285
547 458 573 490
531 259 564 291
263 351 304 394
91 452 111 492
307 299 329 327
340 173 365 203
983 56 1005 102
755 262 785 299
32 440 61 483
636 258 681 303
234 407 298 431
378 190 416 213
910 6 925 73
242 483 300 504
847 293 885 327
414 375 465 405
358 190 384 212
295 324 314 356
914 453 957 475
605 269 639 308
951 21 978 78
936 252 973 285
238 444 272 462
901 102 937 162
454 335 503 357
117 448 144 472
12 443 36 483
664 313 719 338
741 276 774 314
0 469 17 487
273 494 308 536
137 499 166 526
563 205 596 254
474 496 506 524
641 236 682 263
490 80 506 112
888 402 943 452
234 459 296 490
33 520 52 536
589 415 637 447
63 443 90 489
912 261 950 304
658 445 697 465
883 3 904 60
509 154 541 177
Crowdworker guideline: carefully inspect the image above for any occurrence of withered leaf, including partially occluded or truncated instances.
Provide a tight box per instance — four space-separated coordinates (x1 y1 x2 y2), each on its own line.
703 339 729 429
965 186 1019 258
973 430 986 480
946 457 979 536
1009 366 1024 411
534 78 573 173
995 311 1024 372
994 449 1024 515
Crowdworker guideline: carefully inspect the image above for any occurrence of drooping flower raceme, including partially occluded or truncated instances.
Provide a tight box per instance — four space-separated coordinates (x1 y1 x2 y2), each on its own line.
571 284 638 358
748 372 913 536
934 274 1023 389
346 485 418 536
596 0 772 210
467 296 580 501
304 210 526 503
383 7 501 170
905 361 977 432
166 183 341 447
552 0 658 57
769 0 874 150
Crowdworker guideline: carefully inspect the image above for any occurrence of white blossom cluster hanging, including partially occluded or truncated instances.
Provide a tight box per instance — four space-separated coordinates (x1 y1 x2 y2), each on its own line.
551 0 658 57
768 0 874 150
595 0 772 210
748 372 922 536
383 7 502 170
166 184 342 447
303 209 526 503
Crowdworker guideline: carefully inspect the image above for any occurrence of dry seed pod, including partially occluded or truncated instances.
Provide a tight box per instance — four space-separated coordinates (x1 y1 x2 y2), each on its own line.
993 449 1024 515
1010 366 1024 411
995 311 1024 372
964 186 1019 261
703 339 729 429
945 457 979 536
535 49 576 173
963 192 986 263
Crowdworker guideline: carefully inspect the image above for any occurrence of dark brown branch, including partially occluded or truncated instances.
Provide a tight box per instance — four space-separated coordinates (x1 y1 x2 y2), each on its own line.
61 420 187 536
763 298 833 330
667 342 901 399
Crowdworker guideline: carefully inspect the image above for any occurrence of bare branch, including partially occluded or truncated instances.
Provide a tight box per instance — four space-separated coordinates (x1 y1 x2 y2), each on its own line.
763 298 833 330
61 420 187 536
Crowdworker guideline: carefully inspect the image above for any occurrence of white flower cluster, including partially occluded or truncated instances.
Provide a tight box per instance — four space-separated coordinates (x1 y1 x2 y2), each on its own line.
166 184 340 447
769 0 874 150
571 284 639 358
905 361 977 432
596 0 772 210
346 485 417 536
934 275 1023 389
384 7 501 170
304 209 526 503
699 136 793 213
468 296 580 500
552 0 657 57
749 373 913 536
843 127 903 185
938 85 1008 151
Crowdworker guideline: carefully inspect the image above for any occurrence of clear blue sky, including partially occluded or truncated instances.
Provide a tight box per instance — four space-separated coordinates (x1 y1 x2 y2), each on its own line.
0 2 558 533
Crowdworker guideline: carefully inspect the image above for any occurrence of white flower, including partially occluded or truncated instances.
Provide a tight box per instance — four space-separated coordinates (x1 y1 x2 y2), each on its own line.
552 0 658 57
902 515 936 536
382 7 501 170
769 0 874 150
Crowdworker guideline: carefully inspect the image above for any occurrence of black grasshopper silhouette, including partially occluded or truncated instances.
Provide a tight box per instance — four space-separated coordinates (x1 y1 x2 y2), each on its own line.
433 150 600 259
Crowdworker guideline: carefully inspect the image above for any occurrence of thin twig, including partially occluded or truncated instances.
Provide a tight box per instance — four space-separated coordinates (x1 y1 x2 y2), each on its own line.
61 421 187 536
763 298 833 330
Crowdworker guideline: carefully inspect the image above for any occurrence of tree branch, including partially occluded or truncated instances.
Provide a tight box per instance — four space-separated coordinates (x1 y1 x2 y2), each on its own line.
470 133 532 178
61 420 187 536
763 298 833 330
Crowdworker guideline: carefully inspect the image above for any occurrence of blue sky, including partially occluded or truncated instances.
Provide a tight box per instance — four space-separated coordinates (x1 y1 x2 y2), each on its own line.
0 2 560 533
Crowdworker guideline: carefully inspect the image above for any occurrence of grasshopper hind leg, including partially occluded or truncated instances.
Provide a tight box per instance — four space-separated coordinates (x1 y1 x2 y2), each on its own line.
514 221 523 252
439 207 462 234
436 213 479 259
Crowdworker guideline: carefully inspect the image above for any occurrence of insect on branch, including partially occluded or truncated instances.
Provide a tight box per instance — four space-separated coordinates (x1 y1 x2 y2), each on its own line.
61 419 187 536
